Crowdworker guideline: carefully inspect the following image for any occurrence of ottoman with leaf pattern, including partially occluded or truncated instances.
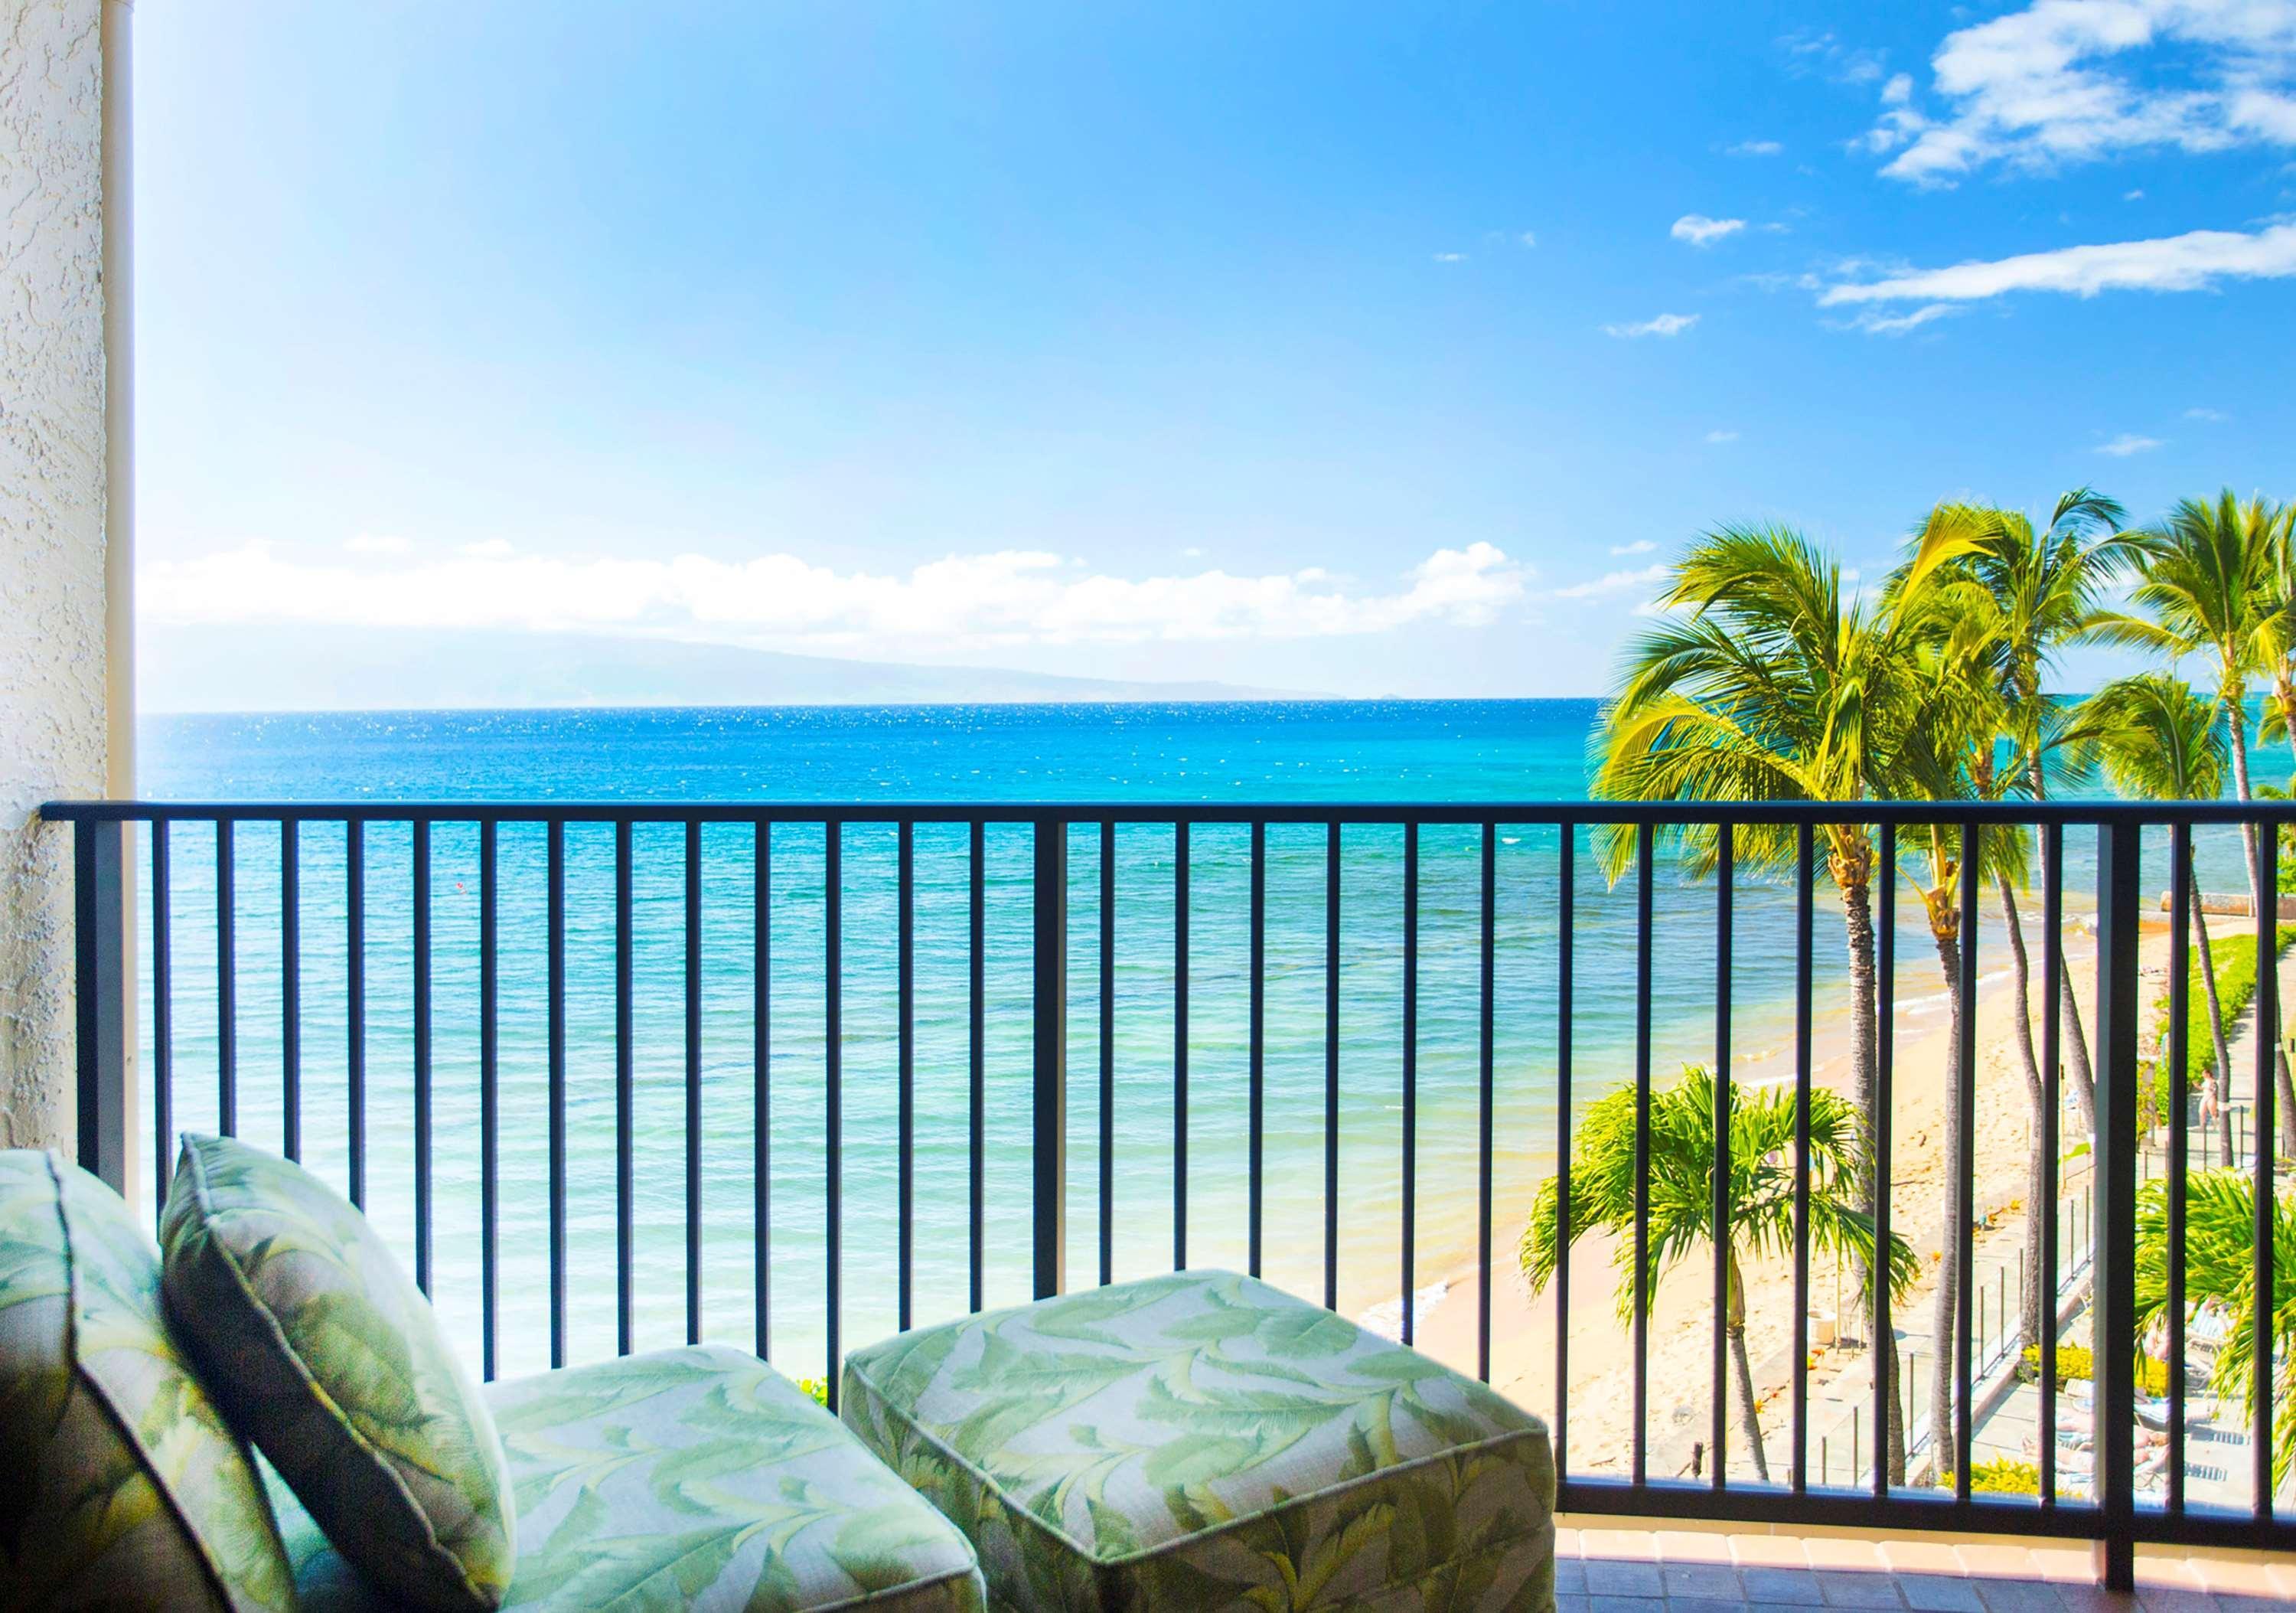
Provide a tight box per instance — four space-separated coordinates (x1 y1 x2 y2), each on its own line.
840 1270 1555 1612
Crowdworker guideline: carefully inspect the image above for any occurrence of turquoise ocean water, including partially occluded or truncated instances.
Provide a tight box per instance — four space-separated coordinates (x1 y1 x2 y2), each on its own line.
135 700 2238 1386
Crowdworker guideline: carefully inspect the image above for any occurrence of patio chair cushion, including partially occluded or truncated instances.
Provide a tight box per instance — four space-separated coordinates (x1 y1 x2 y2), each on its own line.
840 1269 1556 1612
268 1345 987 1612
0 1148 295 1611
160 1134 514 1612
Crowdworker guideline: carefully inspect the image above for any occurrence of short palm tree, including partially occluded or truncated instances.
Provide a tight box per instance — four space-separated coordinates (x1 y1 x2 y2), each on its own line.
2135 1172 2296 1496
2090 491 2296 1152
1521 1066 1919 1484
1592 526 1939 1477
2069 674 2236 1162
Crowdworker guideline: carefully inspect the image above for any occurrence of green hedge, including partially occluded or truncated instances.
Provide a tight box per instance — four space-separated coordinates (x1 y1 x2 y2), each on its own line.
2141 922 2296 1125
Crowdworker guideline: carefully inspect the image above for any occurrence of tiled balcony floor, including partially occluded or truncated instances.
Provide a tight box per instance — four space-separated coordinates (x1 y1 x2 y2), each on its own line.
1556 1526 2296 1612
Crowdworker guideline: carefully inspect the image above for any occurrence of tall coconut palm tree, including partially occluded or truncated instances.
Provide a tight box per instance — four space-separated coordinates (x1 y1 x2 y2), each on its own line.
2070 674 2237 1164
1592 525 1940 1478
2135 1172 2296 1497
1897 492 2131 1356
1903 489 2129 1144
1521 1066 1919 1484
2091 491 2296 1152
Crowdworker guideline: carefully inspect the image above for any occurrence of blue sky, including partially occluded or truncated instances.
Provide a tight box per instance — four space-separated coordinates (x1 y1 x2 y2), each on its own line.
138 2 2296 700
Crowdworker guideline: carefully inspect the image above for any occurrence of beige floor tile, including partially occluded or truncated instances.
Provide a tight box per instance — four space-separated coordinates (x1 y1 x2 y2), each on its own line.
2187 1558 2281 1597
1658 1530 1737 1564
1880 1541 1970 1575
1957 1546 2044 1579
1734 1535 1815 1569
1577 1527 1658 1561
1802 1536 1887 1571
2133 1559 2206 1592
2029 1549 2100 1585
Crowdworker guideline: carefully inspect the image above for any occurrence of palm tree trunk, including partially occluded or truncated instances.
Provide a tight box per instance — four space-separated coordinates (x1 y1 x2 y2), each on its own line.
2192 877 2236 1162
1838 863 1904 1481
1929 918 1965 1483
2026 759 2099 1140
1997 877 2050 1353
2223 706 2294 1153
1725 1251 1770 1484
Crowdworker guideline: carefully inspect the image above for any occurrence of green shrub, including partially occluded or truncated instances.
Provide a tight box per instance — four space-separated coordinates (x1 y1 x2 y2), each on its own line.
2019 1344 2169 1396
2142 923 2296 1125
1965 1458 2040 1495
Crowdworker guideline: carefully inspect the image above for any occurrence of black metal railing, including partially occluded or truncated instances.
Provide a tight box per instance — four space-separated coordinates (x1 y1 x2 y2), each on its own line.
47 797 2294 1587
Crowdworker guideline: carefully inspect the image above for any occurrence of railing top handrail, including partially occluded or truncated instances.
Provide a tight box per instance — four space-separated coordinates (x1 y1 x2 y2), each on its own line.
40 796 2296 827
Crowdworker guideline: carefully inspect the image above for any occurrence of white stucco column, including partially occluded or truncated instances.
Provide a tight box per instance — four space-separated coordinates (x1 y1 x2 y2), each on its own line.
2 0 132 1154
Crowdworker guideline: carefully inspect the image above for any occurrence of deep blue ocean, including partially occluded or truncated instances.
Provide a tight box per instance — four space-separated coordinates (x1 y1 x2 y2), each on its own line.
135 700 2247 1384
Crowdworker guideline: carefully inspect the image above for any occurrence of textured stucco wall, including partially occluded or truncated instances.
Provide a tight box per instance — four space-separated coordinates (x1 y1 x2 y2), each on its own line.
1 0 109 1149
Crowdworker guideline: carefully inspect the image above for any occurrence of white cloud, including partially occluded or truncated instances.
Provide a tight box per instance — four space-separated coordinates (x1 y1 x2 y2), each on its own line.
1603 312 1700 338
1868 0 2296 186
2185 406 2229 420
1782 30 1888 85
1671 214 1746 247
344 534 409 556
2096 433 2164 455
1704 429 1741 443
1727 139 1784 156
1433 251 1466 263
1519 231 1538 247
461 537 516 559
1819 220 2296 304
2125 188 2147 199
1550 563 1668 601
140 540 1529 649
1836 302 1963 335
1881 72 1913 106
1609 540 1658 556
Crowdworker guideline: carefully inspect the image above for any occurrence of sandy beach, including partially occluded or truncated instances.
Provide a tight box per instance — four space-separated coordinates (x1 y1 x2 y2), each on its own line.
1405 906 2203 1481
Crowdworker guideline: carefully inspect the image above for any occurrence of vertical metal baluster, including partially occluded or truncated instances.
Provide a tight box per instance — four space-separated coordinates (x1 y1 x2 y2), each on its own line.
899 821 915 1330
615 818 633 1355
151 822 172 1232
1632 821 1654 1484
2252 817 2278 1520
547 821 567 1370
1478 821 1496 1385
479 819 499 1380
2038 821 2059 1507
1403 821 1420 1347
1249 821 1266 1279
1100 820 1116 1290
2094 821 2141 1592
1954 824 1980 1499
1174 820 1190 1272
825 820 843 1408
413 818 431 1295
1712 823 1733 1487
1324 821 1341 1312
1876 824 1897 1497
753 821 771 1361
1792 821 1813 1491
969 819 985 1314
686 818 703 1348
347 821 365 1209
2167 824 2190 1513
1555 824 1574 1478
217 820 236 1137
281 821 301 1161
1031 820 1066 1301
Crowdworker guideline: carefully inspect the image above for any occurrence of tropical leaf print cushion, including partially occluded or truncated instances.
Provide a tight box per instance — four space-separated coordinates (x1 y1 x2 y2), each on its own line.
0 1148 294 1611
254 1346 985 1612
841 1269 1556 1612
159 1135 514 1612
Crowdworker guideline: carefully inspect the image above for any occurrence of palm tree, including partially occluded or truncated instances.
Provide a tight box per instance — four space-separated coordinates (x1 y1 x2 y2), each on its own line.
2071 674 2237 1164
1521 1066 1919 1484
1883 635 2029 1482
2091 491 2296 1152
1903 489 2129 1144
1592 526 1939 1479
2135 1172 2295 1497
